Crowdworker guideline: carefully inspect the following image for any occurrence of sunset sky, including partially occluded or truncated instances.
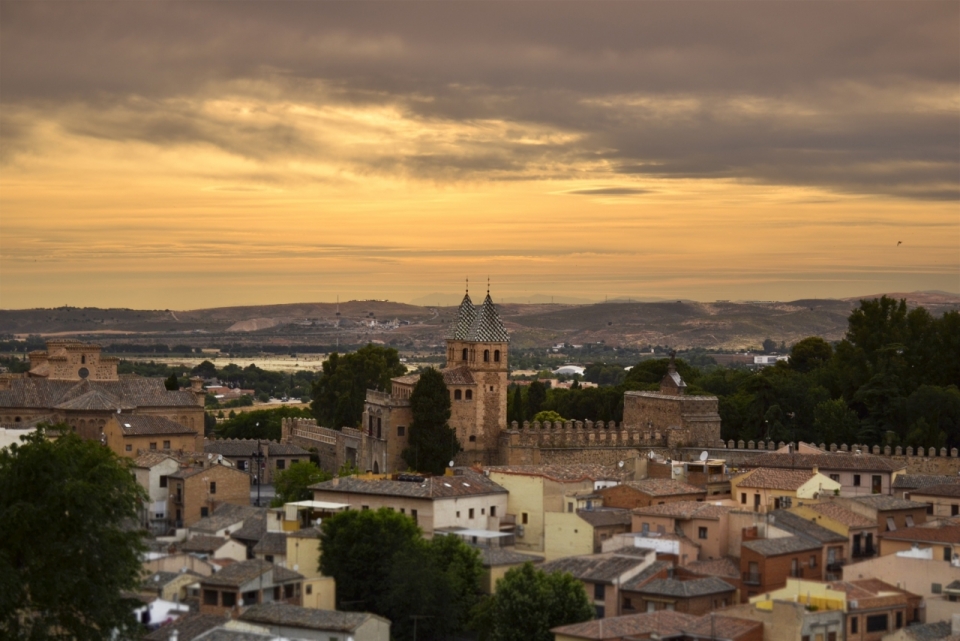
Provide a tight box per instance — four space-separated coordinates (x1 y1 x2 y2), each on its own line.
1 1 957 310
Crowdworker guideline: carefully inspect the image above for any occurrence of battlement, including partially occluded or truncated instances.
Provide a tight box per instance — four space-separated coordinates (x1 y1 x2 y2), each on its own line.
503 419 690 450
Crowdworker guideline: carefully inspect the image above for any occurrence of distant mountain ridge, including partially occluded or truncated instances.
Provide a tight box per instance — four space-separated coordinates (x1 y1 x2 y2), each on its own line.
1 291 957 351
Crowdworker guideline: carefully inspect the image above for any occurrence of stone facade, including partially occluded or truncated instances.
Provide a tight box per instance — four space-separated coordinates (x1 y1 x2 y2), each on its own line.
281 416 389 476
622 392 721 448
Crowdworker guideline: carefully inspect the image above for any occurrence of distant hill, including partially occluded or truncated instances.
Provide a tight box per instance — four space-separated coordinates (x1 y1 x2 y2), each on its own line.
1 291 957 351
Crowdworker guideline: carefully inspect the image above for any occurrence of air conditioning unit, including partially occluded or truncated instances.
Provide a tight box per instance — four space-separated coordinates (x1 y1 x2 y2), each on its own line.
517 525 525 537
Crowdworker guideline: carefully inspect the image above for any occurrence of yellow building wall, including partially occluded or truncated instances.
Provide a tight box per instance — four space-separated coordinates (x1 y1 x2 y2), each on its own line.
752 578 847 611
791 505 851 537
287 535 322 579
489 473 545 552
544 512 595 561
301 577 336 610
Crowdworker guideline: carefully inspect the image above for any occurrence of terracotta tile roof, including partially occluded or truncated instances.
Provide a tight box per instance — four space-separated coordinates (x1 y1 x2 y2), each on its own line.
442 366 476 386
143 613 226 641
0 376 199 409
807 502 876 528
486 464 626 483
770 510 848 543
391 373 421 385
476 547 544 567
540 551 653 584
229 510 268 543
827 578 919 610
56 388 125 411
117 415 197 436
620 560 672 591
133 452 178 468
189 630 274 641
900 621 953 641
747 452 902 472
682 556 741 579
622 478 707 497
912 484 960 498
681 614 764 639
551 611 698 640
576 508 632 527
200 559 302 588
635 576 736 598
191 504 263 534
203 439 309 458
881 524 960 545
310 468 506 499
849 495 928 511
736 467 818 490
742 535 821 556
631 501 731 521
252 532 288 556
288 526 320 540
894 475 960 490
239 603 381 632
181 535 229 554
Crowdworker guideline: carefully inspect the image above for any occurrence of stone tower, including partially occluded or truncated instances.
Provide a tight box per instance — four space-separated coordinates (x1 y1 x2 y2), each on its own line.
445 287 509 464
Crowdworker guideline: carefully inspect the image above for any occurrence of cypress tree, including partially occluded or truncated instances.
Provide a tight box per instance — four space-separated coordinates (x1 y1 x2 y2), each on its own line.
402 368 460 474
511 386 525 424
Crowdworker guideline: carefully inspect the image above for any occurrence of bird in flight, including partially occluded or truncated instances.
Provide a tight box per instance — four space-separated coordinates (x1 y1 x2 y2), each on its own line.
897 241 902 246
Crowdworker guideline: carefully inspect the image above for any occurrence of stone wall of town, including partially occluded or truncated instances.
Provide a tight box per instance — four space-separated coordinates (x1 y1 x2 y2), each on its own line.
622 391 721 447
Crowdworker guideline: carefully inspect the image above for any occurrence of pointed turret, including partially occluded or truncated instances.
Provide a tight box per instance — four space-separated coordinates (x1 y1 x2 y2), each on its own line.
465 293 510 342
451 292 476 339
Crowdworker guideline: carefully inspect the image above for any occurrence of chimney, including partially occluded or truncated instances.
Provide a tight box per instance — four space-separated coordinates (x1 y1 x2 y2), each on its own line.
812 466 819 475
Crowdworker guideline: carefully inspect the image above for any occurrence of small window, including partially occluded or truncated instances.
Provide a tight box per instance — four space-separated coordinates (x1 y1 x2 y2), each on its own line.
494 350 500 362
809 555 816 568
905 515 914 527
740 493 747 504
200 507 209 517
125 444 132 452
568 502 574 513
398 426 405 437
953 505 959 517
149 442 157 451
850 617 858 634
829 474 840 482
160 476 167 488
896 611 903 628
853 475 861 486
886 517 896 531
927 503 935 515
221 592 236 607
411 509 418 520
457 511 461 518
483 349 490 362
866 614 888 633
265 554 274 563
933 583 943 594
400 508 405 514
306 584 313 595
469 435 476 442
944 547 952 562
522 512 529 524
454 390 462 400
698 527 708 539
277 459 286 470
362 505 369 511
469 508 475 519
291 459 299 465
594 584 605 600
462 348 468 361
203 590 218 606
481 508 485 515
490 506 497 517
466 390 473 400
163 440 171 449
209 482 216 494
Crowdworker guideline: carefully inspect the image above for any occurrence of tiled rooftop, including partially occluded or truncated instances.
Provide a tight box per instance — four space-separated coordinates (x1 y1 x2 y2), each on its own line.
681 614 764 639
118 415 197 436
770 510 848 543
827 578 919 610
736 467 819 490
618 560 672 591
475 547 544 567
682 556 741 579
748 452 901 472
191 504 263 534
181 535 229 554
442 366 476 386
143 613 226 641
133 452 178 468
742 535 821 556
540 551 652 584
849 495 929 511
807 502 876 528
632 501 731 520
882 524 960 544
550 611 698 640
894 475 960 490
576 508 632 528
200 559 302 588
252 532 288 556
0 376 199 410
203 439 308 458
621 478 706 496
911 484 960 498
486 464 626 482
635 576 736 598
310 469 507 499
899 621 953 641
239 603 379 632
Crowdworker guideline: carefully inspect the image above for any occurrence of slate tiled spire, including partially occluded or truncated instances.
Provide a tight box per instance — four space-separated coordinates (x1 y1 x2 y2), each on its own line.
452 292 476 339
465 293 510 342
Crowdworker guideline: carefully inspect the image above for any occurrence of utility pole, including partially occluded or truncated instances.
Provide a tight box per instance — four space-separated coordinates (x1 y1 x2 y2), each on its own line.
250 437 264 507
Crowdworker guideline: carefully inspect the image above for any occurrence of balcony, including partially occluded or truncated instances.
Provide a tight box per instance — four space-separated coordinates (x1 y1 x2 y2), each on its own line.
827 559 846 572
851 547 875 559
743 572 761 585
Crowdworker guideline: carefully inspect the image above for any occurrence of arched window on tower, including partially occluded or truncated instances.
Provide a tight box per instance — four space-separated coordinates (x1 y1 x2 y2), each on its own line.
465 390 473 400
368 415 374 436
462 348 468 361
483 350 490 362
454 389 462 400
81 355 86 364
494 350 501 362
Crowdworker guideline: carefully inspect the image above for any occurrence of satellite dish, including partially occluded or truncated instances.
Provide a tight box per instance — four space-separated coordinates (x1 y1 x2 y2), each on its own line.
618 460 625 469
700 451 709 462
217 454 223 463
208 454 213 460
449 460 455 468
648 451 655 459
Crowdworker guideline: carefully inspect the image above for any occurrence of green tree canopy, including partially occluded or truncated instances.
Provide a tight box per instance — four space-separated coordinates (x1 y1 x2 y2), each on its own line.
271 461 331 507
311 345 407 429
509 386 525 424
789 337 834 374
0 427 147 640
402 368 460 475
471 563 593 641
163 373 180 391
526 381 547 417
532 410 566 423
213 405 313 441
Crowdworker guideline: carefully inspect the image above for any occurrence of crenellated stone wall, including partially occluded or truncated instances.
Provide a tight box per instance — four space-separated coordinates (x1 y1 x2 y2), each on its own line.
622 391 721 447
280 417 391 475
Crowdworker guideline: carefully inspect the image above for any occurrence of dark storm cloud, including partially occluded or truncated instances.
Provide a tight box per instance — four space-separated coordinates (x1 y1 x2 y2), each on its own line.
1 1 956 199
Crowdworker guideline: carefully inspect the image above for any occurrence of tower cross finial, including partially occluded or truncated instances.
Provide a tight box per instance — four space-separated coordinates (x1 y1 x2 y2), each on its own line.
466 277 469 294
487 276 490 295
